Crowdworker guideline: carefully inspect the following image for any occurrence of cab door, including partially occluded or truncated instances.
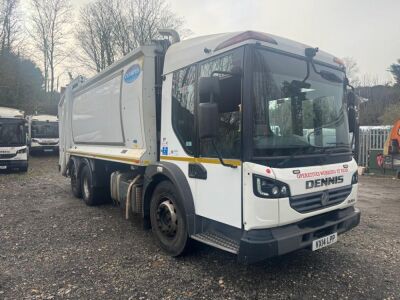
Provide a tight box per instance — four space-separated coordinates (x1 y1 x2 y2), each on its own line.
192 48 244 229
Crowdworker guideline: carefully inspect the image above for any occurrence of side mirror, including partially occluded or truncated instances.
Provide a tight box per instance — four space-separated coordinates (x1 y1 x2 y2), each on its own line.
348 108 356 133
198 102 219 139
347 90 356 107
199 77 220 103
346 91 357 133
198 76 220 139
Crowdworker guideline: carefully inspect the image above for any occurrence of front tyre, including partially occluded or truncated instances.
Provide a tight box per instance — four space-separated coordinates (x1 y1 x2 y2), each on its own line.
150 181 190 257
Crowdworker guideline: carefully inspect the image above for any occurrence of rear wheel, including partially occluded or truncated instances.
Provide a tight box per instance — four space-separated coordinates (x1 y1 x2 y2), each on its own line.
70 162 82 198
150 181 190 256
81 164 105 206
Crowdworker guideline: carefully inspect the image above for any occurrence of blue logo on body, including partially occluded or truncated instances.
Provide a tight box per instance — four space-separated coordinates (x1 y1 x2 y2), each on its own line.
124 64 141 83
161 147 168 155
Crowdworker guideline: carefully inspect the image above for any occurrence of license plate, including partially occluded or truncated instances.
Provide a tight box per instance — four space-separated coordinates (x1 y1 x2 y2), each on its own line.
44 149 53 152
0 165 7 170
312 232 337 251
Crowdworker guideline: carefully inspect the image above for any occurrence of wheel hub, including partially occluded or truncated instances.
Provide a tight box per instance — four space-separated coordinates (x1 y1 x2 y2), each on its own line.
156 199 177 237
83 177 89 198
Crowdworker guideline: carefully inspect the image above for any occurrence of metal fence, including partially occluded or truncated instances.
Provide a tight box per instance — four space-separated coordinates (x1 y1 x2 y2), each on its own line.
358 126 392 167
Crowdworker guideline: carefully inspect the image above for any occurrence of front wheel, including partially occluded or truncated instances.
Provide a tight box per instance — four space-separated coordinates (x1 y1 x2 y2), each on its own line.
150 181 190 257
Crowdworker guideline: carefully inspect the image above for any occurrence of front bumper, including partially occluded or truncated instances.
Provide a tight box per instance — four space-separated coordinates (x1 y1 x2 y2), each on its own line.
238 206 360 264
0 159 28 170
31 145 59 152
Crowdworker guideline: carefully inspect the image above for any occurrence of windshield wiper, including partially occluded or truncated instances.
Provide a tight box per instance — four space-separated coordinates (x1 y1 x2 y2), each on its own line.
276 146 326 167
324 143 351 154
326 142 350 147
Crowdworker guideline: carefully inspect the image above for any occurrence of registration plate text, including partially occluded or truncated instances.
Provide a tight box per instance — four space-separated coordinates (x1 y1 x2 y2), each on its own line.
312 232 337 251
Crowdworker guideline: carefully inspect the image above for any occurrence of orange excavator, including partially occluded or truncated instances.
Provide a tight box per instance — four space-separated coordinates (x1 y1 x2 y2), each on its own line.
383 119 400 178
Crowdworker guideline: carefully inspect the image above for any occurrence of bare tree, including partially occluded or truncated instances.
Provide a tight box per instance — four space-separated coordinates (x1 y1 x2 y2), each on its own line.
0 0 20 53
126 0 184 48
29 0 71 93
342 57 360 87
76 0 186 72
76 0 118 72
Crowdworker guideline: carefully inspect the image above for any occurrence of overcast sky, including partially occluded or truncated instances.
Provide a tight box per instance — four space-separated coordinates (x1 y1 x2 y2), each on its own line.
71 0 400 82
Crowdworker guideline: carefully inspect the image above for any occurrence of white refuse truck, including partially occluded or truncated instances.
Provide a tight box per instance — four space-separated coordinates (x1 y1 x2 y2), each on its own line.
0 107 28 172
59 30 360 263
28 114 59 153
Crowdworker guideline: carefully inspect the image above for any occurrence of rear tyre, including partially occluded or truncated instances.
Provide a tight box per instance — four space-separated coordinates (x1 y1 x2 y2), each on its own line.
150 181 190 257
81 164 105 206
70 162 82 198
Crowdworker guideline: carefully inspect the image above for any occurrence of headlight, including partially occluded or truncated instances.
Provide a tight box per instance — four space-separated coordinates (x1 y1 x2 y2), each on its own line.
17 148 27 154
253 175 290 198
352 172 358 184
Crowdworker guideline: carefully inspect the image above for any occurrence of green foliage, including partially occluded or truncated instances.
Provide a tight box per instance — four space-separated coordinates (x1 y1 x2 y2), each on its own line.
379 103 400 125
389 59 400 86
358 85 400 125
0 51 58 115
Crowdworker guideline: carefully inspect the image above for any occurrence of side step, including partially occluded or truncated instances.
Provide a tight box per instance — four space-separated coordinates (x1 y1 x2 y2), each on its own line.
191 232 240 254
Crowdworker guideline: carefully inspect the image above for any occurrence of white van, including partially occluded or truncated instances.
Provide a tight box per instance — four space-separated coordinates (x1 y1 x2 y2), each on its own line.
28 115 59 153
0 107 28 172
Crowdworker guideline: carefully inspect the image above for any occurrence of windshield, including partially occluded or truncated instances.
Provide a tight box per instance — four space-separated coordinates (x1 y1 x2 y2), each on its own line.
0 119 26 146
32 121 59 138
251 48 350 159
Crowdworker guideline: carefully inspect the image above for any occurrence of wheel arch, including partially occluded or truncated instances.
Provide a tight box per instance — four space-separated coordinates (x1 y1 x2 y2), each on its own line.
143 162 195 234
68 156 92 179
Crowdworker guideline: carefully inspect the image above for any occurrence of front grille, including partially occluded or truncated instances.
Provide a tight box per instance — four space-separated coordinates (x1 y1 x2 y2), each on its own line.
0 153 16 159
38 142 58 145
290 185 352 213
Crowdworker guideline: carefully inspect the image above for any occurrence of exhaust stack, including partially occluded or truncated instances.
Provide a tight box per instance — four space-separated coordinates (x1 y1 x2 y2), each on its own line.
158 29 180 44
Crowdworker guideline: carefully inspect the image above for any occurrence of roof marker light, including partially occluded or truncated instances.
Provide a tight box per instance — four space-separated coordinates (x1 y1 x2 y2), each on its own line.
333 57 345 67
214 31 278 52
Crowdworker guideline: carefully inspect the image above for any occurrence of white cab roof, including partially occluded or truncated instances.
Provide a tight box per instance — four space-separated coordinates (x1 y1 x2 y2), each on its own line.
0 106 25 119
31 114 58 122
163 31 343 74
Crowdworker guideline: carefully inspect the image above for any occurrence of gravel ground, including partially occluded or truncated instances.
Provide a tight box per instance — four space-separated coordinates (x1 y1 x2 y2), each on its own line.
0 156 399 300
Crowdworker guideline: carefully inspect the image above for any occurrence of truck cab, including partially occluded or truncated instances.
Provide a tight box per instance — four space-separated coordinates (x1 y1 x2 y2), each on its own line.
0 107 29 172
156 31 360 262
28 115 59 154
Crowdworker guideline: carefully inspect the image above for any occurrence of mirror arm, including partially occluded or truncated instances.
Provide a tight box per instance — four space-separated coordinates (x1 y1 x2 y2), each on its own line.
310 60 322 76
302 60 311 83
211 139 237 169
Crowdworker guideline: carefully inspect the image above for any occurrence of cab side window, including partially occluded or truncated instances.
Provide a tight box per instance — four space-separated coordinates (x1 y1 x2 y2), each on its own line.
199 49 243 159
171 65 197 155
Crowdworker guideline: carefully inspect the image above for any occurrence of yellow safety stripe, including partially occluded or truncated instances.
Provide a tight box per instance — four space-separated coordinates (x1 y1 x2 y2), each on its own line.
160 155 241 167
67 150 241 167
67 149 142 165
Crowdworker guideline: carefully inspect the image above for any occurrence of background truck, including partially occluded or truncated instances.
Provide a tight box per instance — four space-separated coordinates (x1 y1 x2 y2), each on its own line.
0 107 28 172
59 30 361 263
28 114 59 154
383 119 400 178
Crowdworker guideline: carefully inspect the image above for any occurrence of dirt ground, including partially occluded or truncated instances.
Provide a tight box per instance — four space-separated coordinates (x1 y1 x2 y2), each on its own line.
0 156 399 300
